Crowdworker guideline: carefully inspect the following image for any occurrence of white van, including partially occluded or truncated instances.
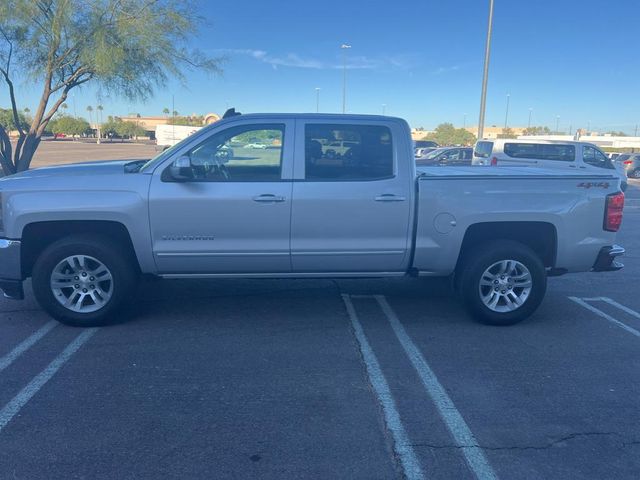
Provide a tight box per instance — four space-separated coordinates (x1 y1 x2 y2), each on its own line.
472 139 626 189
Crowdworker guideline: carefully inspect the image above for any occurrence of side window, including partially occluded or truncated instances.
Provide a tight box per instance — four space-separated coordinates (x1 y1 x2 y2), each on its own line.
583 146 614 169
168 124 284 182
462 149 473 160
504 143 575 161
305 124 394 181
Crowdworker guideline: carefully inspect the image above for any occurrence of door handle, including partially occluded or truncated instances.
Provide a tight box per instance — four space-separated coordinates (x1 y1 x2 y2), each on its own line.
375 194 406 202
253 194 286 203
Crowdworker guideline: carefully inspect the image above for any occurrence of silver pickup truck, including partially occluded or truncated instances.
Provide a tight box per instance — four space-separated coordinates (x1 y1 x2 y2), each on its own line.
0 113 625 327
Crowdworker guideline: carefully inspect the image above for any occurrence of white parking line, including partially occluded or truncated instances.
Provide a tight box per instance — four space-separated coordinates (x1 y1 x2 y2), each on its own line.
0 328 97 433
341 294 424 480
569 297 640 338
0 321 57 374
375 295 498 480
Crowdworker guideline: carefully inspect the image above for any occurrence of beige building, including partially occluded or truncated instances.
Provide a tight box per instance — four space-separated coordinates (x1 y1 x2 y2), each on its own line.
118 113 221 132
465 126 528 139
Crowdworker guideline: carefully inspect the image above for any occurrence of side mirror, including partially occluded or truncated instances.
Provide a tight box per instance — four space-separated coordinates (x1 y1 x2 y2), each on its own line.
169 155 194 181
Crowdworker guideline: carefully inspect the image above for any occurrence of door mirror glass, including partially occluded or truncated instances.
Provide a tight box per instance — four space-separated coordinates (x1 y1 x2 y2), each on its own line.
169 155 194 181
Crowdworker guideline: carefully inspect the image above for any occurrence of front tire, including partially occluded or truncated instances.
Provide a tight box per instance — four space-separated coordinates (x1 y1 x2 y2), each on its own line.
459 241 546 326
32 235 137 327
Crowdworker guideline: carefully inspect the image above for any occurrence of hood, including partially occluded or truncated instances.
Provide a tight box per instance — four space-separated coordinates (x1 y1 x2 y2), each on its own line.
0 159 146 181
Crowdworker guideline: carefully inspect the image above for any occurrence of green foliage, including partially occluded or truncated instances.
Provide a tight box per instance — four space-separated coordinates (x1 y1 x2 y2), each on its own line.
100 117 146 138
49 116 90 136
0 108 28 131
522 126 551 136
497 127 517 139
606 131 627 137
424 123 476 146
0 0 223 174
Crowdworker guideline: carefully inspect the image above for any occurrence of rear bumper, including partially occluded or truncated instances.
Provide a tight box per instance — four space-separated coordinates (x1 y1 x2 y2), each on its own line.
0 239 24 300
592 245 625 272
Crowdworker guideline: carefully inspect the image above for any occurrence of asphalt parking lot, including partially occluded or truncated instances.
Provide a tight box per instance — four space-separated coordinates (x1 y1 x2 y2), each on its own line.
0 178 639 479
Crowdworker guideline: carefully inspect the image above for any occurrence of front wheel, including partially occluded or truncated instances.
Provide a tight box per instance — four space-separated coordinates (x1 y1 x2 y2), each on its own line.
458 241 547 326
32 235 137 327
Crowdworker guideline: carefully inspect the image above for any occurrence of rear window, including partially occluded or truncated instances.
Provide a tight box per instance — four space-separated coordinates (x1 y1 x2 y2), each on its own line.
474 141 493 158
305 124 393 181
504 143 575 162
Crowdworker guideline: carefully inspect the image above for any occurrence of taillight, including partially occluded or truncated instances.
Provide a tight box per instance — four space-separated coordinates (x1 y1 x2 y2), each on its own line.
623 160 633 165
604 192 624 232
490 156 498 166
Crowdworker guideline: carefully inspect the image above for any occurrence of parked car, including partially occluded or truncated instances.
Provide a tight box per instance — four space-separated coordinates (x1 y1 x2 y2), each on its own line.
243 143 268 149
0 113 624 328
608 153 620 160
416 147 473 166
617 153 640 178
472 139 627 190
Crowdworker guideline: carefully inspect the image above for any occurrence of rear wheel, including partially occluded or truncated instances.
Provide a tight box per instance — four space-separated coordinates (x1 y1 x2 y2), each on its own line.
631 169 640 179
459 241 546 326
32 235 137 327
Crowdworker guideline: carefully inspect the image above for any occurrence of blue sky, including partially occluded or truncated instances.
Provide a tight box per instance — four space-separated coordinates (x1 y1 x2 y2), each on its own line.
6 0 640 133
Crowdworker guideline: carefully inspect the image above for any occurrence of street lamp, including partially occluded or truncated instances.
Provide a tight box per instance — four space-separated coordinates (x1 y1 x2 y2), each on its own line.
341 44 351 114
315 88 321 113
477 0 495 140
528 108 533 128
382 104 387 115
504 94 510 129
555 115 560 134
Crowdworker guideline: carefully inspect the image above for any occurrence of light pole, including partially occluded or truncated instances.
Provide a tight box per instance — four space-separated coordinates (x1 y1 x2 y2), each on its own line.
504 94 510 129
382 104 387 115
635 124 638 137
463 113 467 129
341 44 351 114
555 115 560 134
315 88 321 113
477 0 494 140
528 108 533 128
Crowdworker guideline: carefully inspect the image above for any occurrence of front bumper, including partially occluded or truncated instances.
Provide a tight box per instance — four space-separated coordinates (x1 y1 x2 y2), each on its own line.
0 239 24 299
592 245 625 272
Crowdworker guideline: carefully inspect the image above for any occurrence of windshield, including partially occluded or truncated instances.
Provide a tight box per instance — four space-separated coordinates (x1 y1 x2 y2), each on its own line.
425 148 447 159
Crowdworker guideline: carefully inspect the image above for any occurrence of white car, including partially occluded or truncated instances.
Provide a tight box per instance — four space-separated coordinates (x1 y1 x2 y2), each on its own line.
244 143 267 149
472 139 626 189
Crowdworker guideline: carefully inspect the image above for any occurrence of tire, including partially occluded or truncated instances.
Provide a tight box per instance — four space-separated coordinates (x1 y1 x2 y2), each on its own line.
631 169 640 179
458 240 546 326
32 234 138 327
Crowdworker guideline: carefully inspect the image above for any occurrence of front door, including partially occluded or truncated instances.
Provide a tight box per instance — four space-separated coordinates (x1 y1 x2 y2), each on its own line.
290 120 413 273
148 121 294 274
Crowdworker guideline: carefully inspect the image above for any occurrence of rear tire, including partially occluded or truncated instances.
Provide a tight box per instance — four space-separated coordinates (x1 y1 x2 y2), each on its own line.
631 169 640 179
32 234 137 327
458 241 546 326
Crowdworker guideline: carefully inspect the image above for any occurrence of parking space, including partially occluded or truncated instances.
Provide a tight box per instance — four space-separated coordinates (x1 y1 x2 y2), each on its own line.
0 185 639 479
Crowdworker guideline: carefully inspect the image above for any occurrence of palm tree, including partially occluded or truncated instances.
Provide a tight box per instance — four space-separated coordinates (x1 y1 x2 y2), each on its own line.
86 106 94 137
60 103 68 114
162 107 170 117
96 105 104 143
172 110 178 117
23 107 30 115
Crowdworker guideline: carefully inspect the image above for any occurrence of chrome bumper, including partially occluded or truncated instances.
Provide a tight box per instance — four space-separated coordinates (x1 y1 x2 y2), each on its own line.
592 245 625 272
0 239 24 300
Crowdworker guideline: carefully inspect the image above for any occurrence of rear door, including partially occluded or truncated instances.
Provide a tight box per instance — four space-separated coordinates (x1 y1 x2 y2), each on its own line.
290 120 413 273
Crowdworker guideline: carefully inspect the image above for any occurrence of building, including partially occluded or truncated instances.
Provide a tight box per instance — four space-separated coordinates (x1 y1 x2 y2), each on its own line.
118 113 221 137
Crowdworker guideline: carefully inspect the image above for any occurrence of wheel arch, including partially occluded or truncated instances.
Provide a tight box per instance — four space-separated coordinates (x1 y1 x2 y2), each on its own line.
21 220 141 278
455 221 558 273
